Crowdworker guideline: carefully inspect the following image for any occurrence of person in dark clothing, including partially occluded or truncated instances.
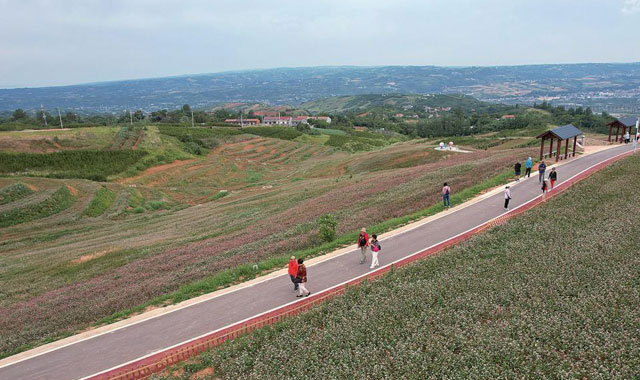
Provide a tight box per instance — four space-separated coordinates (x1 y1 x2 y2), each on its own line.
514 162 521 181
541 179 549 200
538 161 547 183
548 167 557 190
295 258 310 297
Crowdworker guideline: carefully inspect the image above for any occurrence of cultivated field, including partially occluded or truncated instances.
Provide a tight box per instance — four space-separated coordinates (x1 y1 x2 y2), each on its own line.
152 153 640 380
0 125 535 357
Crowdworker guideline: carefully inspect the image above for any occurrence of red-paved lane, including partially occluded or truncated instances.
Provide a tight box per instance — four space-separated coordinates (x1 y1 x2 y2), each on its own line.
0 144 632 380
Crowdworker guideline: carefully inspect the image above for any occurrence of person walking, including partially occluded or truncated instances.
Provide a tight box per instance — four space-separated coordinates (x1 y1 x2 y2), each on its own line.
514 161 522 181
525 157 532 178
548 167 557 190
538 161 547 183
624 131 630 144
541 179 549 200
295 258 310 297
442 182 451 208
357 228 369 264
369 234 381 269
504 186 512 210
288 256 299 292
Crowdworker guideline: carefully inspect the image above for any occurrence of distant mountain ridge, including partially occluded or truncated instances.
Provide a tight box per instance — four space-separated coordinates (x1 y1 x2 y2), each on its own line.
1 63 639 113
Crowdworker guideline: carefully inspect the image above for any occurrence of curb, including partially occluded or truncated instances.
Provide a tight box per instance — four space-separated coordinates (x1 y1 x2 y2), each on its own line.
86 149 633 380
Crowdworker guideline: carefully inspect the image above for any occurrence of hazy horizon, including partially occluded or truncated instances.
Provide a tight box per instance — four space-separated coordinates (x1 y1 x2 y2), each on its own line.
1 0 639 89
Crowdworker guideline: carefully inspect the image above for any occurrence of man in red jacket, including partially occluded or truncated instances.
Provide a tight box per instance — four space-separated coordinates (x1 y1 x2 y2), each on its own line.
357 228 369 264
288 256 298 291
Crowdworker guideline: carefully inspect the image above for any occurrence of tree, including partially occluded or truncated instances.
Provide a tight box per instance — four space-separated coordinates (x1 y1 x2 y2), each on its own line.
182 104 191 113
12 109 28 120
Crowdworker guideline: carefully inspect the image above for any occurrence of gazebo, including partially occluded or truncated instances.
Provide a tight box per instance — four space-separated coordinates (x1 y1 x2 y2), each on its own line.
536 124 583 162
607 117 638 142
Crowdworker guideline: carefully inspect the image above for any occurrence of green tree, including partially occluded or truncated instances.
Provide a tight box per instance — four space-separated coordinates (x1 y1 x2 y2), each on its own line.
12 109 28 120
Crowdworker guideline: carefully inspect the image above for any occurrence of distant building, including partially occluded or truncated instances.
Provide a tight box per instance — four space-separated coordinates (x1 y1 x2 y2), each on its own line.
224 118 260 125
394 113 404 117
501 114 516 119
307 116 332 124
353 126 368 131
263 116 293 126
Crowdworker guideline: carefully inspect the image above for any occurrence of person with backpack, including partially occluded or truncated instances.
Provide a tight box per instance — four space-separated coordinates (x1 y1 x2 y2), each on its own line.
295 258 310 297
524 157 533 178
538 161 547 183
541 179 549 200
369 234 381 269
356 228 369 264
504 186 512 210
548 167 557 190
288 256 299 291
442 182 451 208
514 162 522 181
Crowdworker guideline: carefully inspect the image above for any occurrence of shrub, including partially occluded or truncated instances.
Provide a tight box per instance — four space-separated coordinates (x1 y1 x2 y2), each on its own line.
145 200 166 210
317 214 338 242
132 206 146 214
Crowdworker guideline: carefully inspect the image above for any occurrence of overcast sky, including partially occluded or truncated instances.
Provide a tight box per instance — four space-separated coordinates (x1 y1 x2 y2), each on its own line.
1 0 639 88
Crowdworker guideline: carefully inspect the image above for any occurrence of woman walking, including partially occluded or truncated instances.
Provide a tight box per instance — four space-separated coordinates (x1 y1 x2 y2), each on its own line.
295 258 310 297
369 234 381 269
548 167 557 190
514 161 521 181
504 186 512 210
541 179 549 200
442 182 451 208
356 228 369 264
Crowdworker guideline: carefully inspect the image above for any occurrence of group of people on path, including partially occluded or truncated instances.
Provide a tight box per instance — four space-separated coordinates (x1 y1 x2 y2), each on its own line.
505 157 559 209
288 256 310 297
357 228 382 269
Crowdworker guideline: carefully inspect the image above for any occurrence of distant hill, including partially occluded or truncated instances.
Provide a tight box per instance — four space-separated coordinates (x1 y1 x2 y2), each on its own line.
300 94 510 114
1 63 639 113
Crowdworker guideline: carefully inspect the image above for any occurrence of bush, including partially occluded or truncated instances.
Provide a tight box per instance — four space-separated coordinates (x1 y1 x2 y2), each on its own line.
145 200 166 210
317 214 338 242
132 206 146 214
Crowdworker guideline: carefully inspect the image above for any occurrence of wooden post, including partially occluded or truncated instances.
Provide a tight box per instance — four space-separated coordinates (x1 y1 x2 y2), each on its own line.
565 138 569 159
539 136 545 160
549 136 554 158
556 138 561 162
615 126 619 143
608 125 612 142
572 136 577 157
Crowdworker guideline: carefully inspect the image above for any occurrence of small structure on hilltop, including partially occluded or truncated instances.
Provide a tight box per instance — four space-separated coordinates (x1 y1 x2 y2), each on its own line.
607 117 638 143
536 124 583 162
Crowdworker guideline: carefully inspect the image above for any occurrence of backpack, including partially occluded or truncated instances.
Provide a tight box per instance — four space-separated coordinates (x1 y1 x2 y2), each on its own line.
359 236 367 246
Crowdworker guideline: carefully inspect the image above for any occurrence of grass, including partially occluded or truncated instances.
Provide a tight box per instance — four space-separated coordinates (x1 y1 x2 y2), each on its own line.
92 167 515 327
0 183 34 205
153 154 640 380
84 186 116 217
0 150 147 181
0 186 75 228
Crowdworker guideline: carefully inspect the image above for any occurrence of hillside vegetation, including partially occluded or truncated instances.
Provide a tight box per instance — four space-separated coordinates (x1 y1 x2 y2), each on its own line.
154 154 640 380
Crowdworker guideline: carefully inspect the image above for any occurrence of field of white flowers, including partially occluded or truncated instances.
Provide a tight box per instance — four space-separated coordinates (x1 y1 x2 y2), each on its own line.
153 155 640 380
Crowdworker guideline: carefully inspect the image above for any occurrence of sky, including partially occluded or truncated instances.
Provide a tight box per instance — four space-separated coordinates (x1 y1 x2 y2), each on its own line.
1 0 639 88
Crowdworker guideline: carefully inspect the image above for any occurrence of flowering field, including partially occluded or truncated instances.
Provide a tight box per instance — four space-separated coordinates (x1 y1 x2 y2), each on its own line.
153 154 640 380
0 133 534 358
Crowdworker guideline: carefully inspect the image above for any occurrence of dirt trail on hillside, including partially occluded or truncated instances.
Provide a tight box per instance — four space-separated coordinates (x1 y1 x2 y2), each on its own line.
118 159 198 184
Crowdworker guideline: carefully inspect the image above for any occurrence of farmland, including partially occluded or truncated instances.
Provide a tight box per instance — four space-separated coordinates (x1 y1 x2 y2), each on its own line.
152 153 640 380
0 124 539 357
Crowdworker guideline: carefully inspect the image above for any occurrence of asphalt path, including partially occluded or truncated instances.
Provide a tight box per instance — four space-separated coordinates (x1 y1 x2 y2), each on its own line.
0 144 632 380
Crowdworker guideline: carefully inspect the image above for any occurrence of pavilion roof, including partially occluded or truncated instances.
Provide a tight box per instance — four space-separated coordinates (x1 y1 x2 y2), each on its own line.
536 124 583 140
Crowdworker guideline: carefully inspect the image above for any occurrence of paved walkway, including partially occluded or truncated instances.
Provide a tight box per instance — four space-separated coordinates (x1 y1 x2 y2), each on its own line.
0 144 633 380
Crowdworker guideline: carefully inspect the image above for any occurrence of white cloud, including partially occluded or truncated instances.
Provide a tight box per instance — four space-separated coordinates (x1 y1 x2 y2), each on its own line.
622 0 640 13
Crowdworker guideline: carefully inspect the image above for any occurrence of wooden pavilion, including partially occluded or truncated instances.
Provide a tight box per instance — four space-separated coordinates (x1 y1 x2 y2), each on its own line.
536 124 583 162
607 117 638 142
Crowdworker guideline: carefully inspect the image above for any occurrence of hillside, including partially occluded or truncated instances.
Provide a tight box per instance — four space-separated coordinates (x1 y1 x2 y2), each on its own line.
1 63 640 113
300 93 514 114
0 125 536 358
153 153 640 380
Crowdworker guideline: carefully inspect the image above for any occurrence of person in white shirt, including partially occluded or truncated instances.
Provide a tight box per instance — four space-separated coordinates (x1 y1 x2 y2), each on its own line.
504 186 512 210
